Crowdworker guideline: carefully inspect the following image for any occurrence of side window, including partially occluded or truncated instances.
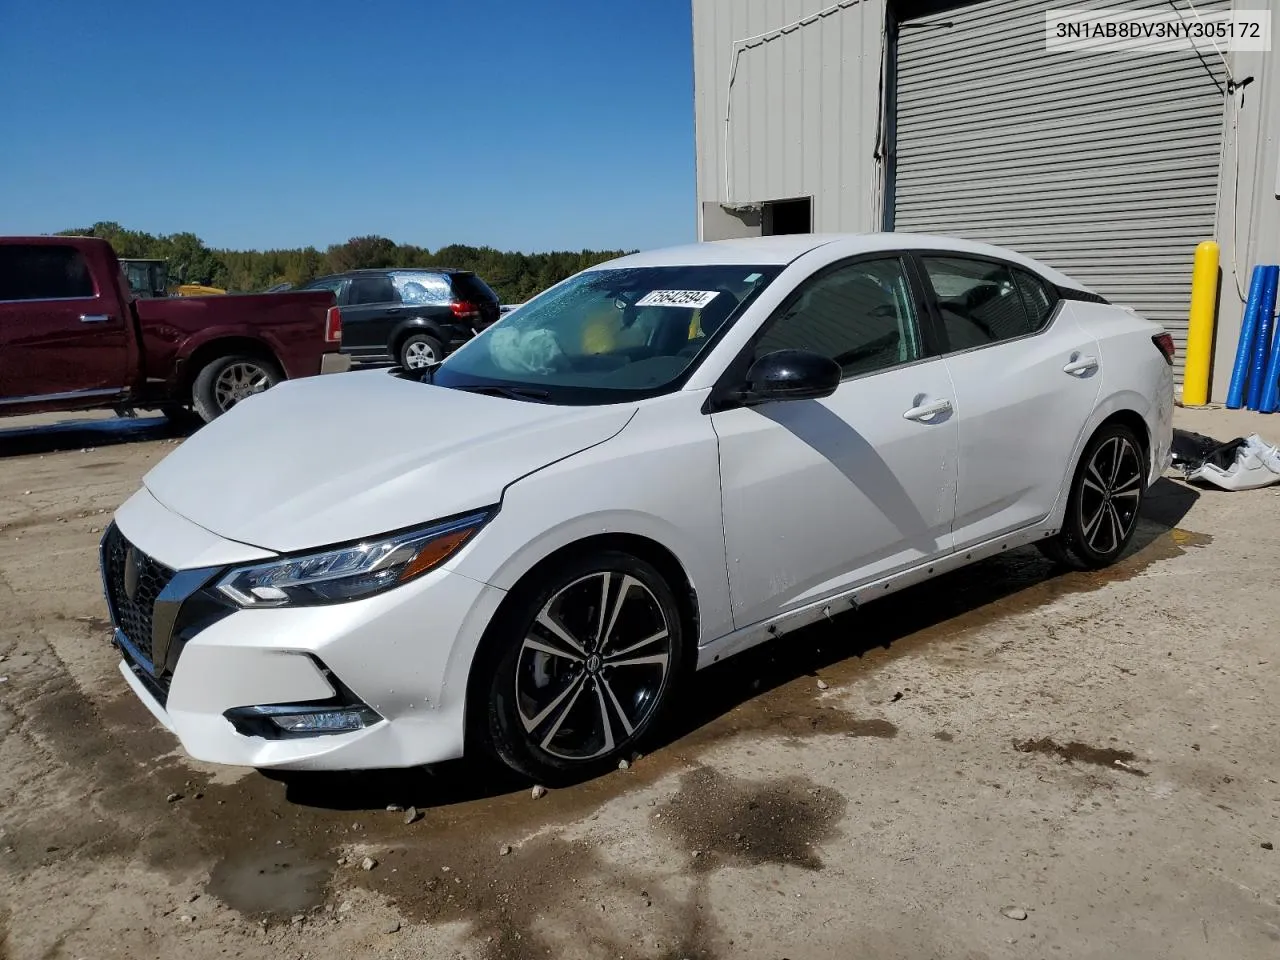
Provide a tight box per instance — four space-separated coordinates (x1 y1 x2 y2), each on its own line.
919 256 1036 350
1012 268 1058 332
0 245 96 301
754 257 922 378
348 277 399 305
304 278 344 300
393 273 451 305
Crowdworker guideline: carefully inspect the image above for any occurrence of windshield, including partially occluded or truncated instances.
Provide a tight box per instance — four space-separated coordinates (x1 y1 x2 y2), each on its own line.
432 264 781 403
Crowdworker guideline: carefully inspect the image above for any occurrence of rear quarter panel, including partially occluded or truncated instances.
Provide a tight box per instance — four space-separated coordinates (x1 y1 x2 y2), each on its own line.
1049 302 1175 523
134 290 336 388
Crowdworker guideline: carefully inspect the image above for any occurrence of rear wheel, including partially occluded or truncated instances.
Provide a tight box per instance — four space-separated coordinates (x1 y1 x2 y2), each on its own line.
192 355 282 423
1040 423 1147 569
475 551 686 783
399 333 443 371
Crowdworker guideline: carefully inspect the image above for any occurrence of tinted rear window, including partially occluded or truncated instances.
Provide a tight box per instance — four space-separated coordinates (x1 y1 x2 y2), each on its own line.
450 273 499 303
348 276 399 305
0 245 96 301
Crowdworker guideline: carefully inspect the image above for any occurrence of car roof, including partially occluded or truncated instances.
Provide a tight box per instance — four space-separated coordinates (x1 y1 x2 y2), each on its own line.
314 267 470 281
594 233 1086 291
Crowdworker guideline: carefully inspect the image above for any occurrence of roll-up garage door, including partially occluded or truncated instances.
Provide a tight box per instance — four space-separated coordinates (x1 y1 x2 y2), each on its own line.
891 0 1230 381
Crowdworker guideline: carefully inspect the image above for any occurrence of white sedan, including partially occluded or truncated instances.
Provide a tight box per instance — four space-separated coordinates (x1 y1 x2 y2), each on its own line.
101 234 1174 780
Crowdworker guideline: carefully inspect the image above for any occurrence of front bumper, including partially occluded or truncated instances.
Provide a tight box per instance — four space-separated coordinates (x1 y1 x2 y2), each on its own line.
104 492 506 771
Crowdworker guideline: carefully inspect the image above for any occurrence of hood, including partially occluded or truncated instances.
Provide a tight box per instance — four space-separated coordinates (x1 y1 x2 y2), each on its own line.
143 371 635 553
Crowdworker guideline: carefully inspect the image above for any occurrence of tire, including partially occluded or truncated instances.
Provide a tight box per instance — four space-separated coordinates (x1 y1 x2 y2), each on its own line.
1042 422 1147 569
399 333 444 371
475 550 687 784
191 355 282 423
159 404 199 427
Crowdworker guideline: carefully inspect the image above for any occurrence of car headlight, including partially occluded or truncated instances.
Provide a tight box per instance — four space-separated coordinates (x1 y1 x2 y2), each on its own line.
215 510 493 608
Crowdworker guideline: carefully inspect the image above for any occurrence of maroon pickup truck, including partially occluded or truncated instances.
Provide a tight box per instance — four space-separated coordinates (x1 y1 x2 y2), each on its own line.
0 236 347 424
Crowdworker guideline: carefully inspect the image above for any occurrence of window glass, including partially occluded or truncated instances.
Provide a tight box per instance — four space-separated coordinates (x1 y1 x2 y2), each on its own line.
434 264 781 397
919 256 1035 350
348 276 399 305
753 257 921 377
304 277 343 295
392 272 451 305
1013 268 1057 332
449 273 499 304
0 245 96 301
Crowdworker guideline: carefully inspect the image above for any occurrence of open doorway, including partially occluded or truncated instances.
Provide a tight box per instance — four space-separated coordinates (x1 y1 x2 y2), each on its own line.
763 197 812 235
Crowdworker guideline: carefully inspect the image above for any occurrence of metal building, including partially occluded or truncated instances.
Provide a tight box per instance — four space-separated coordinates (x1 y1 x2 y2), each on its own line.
692 0 1280 397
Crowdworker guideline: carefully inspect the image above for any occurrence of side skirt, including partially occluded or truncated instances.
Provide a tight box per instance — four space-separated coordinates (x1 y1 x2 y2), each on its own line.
694 522 1060 669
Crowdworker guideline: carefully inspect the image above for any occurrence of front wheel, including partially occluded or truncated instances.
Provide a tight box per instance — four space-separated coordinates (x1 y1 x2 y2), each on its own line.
1041 423 1147 569
476 551 686 783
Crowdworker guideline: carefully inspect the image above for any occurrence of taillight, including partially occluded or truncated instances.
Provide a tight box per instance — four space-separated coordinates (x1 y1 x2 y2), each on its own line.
325 306 343 343
450 300 480 320
1152 332 1175 365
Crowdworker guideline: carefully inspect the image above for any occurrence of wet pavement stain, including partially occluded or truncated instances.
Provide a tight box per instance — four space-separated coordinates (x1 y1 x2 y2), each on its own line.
659 767 846 874
1014 738 1147 776
845 718 898 738
207 848 330 915
343 820 724 960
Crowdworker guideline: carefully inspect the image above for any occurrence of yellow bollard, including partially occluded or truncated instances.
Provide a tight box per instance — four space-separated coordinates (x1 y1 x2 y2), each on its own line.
1182 240 1220 406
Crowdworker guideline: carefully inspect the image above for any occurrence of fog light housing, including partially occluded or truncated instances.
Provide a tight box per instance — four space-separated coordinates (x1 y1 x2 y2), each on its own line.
224 703 382 740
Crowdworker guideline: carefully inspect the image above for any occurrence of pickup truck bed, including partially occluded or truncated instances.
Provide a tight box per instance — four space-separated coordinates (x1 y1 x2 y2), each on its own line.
0 236 345 424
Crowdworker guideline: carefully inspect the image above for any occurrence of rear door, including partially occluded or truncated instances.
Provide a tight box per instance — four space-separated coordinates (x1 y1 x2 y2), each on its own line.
339 275 402 360
918 254 1103 548
0 243 130 406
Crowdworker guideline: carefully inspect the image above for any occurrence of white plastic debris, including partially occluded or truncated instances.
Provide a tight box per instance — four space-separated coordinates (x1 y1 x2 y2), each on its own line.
1186 434 1280 490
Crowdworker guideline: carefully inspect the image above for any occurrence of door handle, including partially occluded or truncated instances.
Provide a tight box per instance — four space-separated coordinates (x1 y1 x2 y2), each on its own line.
903 398 953 422
79 314 111 324
1063 354 1099 376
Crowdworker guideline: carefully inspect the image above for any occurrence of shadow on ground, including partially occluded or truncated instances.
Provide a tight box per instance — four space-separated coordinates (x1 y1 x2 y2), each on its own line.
269 477 1200 812
0 414 193 457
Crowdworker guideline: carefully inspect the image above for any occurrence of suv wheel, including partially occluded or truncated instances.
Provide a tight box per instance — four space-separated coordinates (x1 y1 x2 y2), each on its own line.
400 333 443 370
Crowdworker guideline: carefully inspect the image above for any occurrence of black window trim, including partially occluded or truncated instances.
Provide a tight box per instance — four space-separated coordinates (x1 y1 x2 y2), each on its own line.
908 251 1067 359
705 250 944 414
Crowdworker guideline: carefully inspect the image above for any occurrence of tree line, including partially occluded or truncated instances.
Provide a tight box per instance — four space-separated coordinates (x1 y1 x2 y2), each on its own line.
59 222 633 303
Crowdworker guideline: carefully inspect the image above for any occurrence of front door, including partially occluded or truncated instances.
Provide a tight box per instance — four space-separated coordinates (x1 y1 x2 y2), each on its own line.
0 243 130 405
915 255 1104 548
712 255 959 630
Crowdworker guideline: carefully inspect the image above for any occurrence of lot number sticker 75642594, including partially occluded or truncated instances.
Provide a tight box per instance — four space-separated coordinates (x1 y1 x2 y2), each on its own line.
634 290 720 309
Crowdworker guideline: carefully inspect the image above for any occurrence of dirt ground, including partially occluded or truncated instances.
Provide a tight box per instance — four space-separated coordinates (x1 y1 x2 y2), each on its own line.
1 405 1278 960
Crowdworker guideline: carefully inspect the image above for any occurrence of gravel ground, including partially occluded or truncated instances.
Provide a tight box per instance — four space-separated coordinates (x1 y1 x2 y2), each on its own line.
1 405 1278 960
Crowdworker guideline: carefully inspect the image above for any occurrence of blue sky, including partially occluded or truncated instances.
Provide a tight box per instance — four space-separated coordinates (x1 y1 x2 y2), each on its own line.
0 0 695 253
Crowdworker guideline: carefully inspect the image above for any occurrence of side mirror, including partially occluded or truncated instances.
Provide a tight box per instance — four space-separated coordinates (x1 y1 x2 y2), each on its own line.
740 349 841 405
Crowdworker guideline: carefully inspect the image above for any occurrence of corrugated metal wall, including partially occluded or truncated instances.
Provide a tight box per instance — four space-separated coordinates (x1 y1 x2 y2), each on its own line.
692 0 886 239
892 0 1231 380
1211 5 1280 400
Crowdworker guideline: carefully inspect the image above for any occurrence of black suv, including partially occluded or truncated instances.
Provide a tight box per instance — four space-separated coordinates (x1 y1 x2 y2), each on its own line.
302 268 502 369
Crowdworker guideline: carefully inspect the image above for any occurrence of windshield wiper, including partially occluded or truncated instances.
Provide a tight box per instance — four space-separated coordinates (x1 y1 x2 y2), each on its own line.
453 384 552 402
